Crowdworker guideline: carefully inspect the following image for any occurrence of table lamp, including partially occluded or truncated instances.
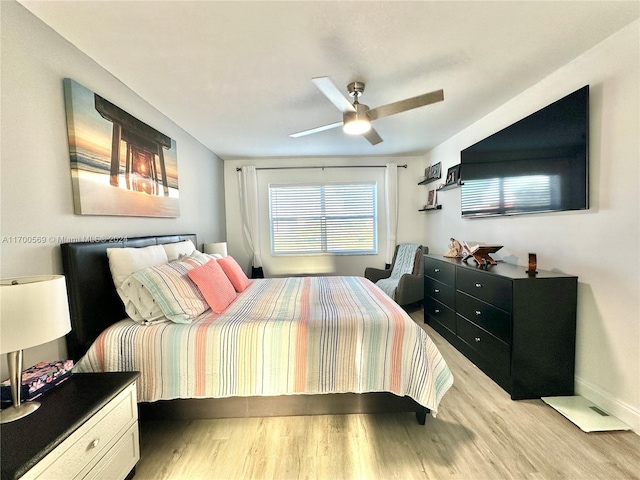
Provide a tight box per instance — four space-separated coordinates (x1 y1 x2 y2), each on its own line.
0 275 72 423
203 242 228 257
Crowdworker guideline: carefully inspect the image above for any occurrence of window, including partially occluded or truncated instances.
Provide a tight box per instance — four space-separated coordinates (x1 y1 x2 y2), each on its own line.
269 182 377 255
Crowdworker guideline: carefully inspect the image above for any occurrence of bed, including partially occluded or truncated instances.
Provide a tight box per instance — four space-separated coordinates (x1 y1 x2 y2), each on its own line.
61 234 453 424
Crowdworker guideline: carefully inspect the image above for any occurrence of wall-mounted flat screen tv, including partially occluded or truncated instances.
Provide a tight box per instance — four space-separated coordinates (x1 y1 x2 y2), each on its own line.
460 86 589 218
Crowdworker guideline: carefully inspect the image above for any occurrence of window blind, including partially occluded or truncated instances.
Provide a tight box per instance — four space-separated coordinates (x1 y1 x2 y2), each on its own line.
269 182 377 255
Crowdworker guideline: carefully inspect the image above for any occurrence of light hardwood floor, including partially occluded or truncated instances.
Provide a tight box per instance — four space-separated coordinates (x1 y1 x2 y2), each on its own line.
135 309 639 479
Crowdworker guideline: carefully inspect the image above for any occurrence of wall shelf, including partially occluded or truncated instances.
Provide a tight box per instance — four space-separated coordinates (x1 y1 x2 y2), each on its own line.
419 205 442 212
437 181 463 191
418 177 440 186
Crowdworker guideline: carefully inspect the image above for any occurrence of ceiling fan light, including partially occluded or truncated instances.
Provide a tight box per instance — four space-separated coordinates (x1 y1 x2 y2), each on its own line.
343 111 371 135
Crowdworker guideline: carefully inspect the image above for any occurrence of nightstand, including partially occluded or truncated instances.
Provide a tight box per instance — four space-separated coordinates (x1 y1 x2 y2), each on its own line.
1 372 140 480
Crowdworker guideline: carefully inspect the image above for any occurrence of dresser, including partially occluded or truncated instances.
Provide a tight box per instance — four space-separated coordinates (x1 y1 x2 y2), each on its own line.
1 372 139 480
424 254 577 400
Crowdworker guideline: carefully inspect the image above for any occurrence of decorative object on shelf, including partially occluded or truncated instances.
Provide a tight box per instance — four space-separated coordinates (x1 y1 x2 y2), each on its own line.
527 253 538 275
419 204 442 212
203 242 228 257
419 162 442 184
427 162 441 181
425 188 438 209
462 241 503 267
444 238 463 258
0 275 72 423
445 164 461 185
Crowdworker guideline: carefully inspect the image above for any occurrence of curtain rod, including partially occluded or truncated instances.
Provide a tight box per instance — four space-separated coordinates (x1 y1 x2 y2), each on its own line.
236 164 407 172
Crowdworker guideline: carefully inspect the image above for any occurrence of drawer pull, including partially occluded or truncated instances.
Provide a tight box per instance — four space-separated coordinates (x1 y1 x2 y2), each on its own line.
434 268 441 273
475 310 482 316
475 283 482 288
89 438 100 449
434 289 440 293
474 337 481 343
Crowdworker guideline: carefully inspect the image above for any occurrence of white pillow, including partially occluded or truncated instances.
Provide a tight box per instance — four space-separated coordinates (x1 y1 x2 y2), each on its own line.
107 245 169 321
162 240 196 262
119 275 166 324
107 244 168 287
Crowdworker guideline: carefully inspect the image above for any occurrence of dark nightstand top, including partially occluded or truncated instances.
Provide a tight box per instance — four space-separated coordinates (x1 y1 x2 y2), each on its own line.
0 372 139 480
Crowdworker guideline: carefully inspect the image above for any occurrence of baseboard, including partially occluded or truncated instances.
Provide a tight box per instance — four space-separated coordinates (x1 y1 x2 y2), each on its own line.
575 376 640 435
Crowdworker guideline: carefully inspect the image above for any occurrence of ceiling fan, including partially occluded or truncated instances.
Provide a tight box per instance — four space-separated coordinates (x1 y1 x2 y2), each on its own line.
290 77 444 145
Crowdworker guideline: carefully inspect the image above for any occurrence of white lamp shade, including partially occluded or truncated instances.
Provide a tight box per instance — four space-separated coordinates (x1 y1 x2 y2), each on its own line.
1 275 72 354
203 242 228 257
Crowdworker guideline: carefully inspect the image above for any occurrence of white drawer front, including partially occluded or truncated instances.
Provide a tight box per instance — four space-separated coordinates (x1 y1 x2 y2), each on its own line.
23 383 138 480
86 422 140 480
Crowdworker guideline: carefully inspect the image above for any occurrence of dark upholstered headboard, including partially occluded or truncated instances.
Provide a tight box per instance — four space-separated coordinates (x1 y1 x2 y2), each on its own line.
61 234 197 361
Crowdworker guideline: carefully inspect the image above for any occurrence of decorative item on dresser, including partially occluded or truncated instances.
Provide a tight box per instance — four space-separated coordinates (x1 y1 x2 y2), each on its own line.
1 372 140 480
423 254 577 400
444 238 463 258
461 241 503 267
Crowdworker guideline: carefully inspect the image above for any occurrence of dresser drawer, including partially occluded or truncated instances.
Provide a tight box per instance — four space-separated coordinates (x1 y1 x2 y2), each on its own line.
457 316 510 377
424 277 455 308
424 257 455 285
456 267 512 312
88 422 140 480
26 383 138 480
424 297 456 334
456 292 511 344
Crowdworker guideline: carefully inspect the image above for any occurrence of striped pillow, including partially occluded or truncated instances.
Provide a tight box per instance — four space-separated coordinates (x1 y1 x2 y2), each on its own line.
188 260 236 314
133 254 210 323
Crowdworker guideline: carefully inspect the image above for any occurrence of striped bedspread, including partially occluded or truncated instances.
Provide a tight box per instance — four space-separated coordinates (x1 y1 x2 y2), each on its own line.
75 276 453 413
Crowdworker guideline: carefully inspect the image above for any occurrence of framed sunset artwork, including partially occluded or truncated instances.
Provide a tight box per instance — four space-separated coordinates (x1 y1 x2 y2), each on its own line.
63 78 180 217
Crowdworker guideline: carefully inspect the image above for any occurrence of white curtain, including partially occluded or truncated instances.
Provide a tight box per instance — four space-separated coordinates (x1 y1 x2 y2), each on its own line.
385 163 398 266
238 166 263 269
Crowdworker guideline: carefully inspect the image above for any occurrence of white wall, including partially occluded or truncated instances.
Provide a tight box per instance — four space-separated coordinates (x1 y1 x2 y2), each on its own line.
224 156 427 277
0 2 226 378
423 21 639 432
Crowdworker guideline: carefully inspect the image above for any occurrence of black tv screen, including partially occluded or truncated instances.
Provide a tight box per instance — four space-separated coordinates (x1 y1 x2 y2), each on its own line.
460 86 589 218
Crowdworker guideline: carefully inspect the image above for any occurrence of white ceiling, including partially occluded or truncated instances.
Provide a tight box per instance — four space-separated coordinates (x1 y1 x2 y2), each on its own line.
19 1 640 160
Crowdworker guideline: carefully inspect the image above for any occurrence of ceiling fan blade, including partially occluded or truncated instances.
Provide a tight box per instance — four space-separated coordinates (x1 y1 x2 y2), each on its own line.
289 121 343 138
363 127 383 145
367 89 444 121
311 77 356 113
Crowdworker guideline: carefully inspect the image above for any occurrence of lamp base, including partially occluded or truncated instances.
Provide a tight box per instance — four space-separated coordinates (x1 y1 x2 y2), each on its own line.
1 349 41 423
0 400 40 423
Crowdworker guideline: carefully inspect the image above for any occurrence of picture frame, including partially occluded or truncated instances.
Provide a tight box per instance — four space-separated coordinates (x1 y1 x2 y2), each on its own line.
446 164 461 185
63 78 180 217
426 188 438 209
425 162 441 182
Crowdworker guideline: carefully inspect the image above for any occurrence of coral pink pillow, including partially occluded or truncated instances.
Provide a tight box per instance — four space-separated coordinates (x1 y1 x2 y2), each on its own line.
217 256 251 292
187 259 236 314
